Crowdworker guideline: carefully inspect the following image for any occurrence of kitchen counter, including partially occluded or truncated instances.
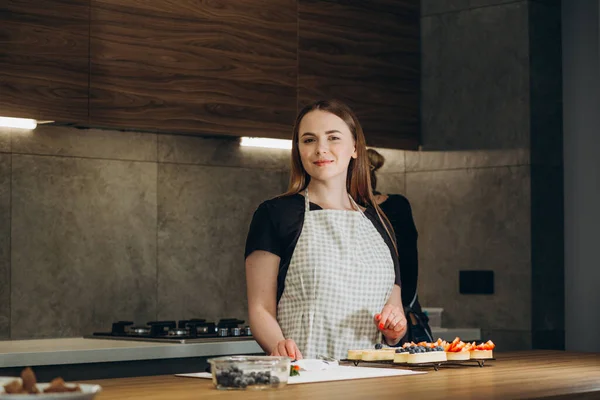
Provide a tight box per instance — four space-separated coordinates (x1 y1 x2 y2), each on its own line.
91 351 600 400
0 337 262 369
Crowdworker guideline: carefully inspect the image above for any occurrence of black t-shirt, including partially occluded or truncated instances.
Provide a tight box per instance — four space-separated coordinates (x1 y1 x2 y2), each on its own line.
244 194 401 303
378 194 419 307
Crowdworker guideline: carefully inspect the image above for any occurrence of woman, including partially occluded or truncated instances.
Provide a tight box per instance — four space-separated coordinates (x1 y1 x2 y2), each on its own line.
244 100 407 360
367 148 433 343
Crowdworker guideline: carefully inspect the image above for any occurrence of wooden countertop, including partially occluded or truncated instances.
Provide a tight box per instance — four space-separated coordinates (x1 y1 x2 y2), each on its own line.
89 351 600 400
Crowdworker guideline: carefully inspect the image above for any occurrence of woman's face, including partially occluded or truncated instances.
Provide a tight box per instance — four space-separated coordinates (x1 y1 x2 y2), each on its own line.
297 110 357 183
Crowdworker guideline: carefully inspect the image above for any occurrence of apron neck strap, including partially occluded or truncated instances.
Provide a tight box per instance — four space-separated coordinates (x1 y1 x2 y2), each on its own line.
304 188 311 212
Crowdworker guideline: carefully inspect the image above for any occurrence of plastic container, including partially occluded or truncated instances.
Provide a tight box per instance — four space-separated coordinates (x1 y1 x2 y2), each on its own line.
207 356 291 390
422 307 444 328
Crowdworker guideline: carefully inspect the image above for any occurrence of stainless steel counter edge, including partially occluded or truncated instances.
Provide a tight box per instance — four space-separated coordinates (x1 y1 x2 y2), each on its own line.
0 339 264 368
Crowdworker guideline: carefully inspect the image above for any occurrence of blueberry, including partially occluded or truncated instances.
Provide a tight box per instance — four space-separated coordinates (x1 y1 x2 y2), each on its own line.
255 373 268 384
375 343 383 350
270 376 280 385
246 377 255 386
233 377 242 387
425 347 431 352
218 376 230 386
240 378 248 388
395 349 403 353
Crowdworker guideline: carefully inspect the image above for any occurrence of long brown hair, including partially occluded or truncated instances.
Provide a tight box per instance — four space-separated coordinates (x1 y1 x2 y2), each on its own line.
281 99 397 255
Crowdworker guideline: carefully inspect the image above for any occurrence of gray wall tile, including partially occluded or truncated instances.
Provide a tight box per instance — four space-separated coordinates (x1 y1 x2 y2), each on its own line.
481 329 532 351
12 125 157 162
374 173 406 197
11 155 157 338
157 164 285 322
407 166 531 331
368 148 405 174
0 128 10 153
0 154 10 338
158 134 290 170
422 0 521 17
421 2 530 150
405 148 529 171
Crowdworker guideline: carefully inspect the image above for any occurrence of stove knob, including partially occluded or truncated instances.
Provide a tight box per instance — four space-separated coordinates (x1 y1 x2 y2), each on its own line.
217 328 229 337
244 326 252 336
231 327 241 337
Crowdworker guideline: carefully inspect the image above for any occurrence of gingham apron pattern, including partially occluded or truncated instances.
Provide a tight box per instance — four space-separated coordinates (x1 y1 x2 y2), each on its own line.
277 189 395 360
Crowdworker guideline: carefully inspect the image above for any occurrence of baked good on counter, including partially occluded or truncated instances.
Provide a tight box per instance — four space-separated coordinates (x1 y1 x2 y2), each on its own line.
394 341 447 364
470 340 495 359
347 343 397 361
361 348 396 361
346 337 495 364
2 367 82 394
444 337 471 361
347 349 365 360
443 337 496 360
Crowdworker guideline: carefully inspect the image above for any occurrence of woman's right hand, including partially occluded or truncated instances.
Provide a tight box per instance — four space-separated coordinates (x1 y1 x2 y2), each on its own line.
270 339 303 360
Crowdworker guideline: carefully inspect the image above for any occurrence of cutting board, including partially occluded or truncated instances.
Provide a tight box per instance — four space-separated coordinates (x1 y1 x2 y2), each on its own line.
177 366 425 385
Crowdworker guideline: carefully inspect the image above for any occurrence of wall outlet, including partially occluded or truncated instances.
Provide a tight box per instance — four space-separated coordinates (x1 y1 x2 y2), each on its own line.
459 270 494 294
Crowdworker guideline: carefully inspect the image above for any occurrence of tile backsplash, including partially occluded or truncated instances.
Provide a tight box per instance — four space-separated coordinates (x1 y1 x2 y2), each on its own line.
0 125 530 351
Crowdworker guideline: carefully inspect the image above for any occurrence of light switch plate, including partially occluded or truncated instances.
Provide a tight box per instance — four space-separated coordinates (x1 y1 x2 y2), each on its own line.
459 270 494 294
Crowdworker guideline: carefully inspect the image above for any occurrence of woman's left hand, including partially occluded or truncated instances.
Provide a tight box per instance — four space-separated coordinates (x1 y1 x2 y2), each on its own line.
374 304 407 344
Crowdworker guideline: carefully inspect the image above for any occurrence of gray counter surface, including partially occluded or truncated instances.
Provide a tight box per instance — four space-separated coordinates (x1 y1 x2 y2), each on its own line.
0 337 263 368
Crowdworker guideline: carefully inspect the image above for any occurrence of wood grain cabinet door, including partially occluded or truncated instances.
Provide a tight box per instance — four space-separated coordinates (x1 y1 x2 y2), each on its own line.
89 0 298 139
298 0 420 149
0 0 90 122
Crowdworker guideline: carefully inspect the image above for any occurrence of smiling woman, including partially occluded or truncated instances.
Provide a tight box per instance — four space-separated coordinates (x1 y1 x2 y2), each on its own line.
244 100 407 361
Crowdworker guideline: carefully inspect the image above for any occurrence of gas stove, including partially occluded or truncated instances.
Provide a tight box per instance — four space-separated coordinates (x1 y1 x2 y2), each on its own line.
86 318 253 344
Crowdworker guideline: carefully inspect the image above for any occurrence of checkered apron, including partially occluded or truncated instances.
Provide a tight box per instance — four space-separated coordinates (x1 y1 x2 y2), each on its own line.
277 189 395 360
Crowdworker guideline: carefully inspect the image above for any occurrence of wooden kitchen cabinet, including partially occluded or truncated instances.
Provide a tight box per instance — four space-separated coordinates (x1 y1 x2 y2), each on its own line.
2 1 420 149
0 0 90 122
89 0 297 139
298 0 420 149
